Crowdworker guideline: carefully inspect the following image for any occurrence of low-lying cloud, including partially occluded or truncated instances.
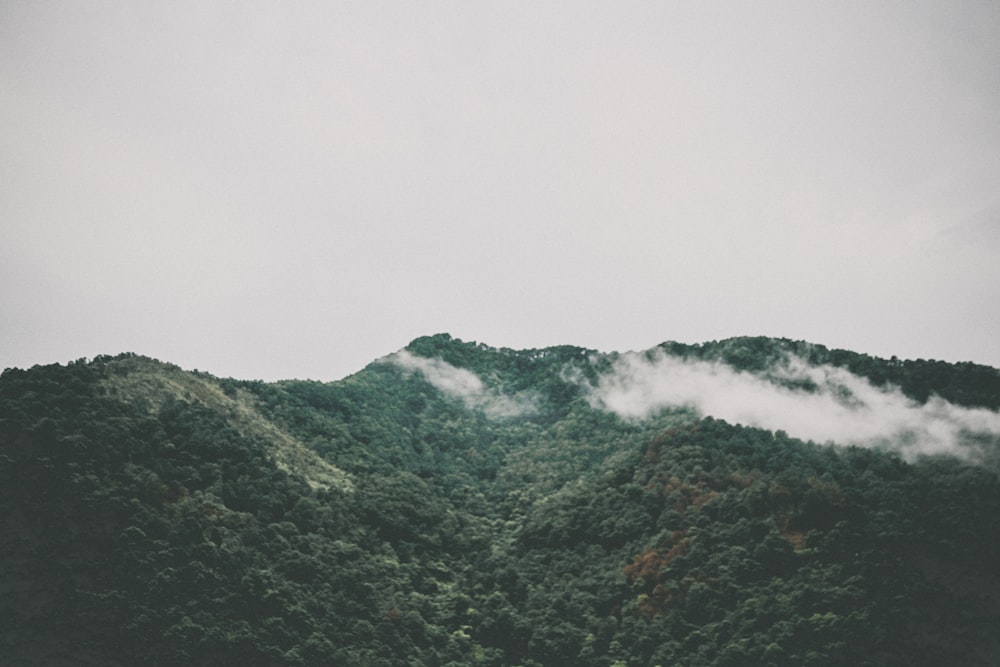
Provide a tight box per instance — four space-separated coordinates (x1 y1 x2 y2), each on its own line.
388 350 537 420
577 350 1000 460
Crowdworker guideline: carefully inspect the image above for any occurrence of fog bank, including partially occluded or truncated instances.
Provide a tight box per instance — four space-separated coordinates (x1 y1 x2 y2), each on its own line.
387 351 537 419
579 350 1000 460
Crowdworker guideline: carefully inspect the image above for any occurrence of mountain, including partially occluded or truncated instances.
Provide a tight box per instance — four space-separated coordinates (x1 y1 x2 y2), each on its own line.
2 335 1000 666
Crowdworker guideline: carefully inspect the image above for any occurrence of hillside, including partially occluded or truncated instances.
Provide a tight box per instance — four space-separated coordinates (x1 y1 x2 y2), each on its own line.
2 335 1000 666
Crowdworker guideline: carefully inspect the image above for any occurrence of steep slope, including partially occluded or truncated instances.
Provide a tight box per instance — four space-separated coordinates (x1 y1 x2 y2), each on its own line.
2 337 999 666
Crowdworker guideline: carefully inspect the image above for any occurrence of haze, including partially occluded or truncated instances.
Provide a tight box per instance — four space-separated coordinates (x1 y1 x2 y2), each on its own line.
2 2 998 381
385 346 1000 460
580 349 1000 460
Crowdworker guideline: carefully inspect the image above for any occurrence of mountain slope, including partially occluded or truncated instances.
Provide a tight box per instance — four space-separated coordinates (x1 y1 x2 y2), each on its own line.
2 337 999 666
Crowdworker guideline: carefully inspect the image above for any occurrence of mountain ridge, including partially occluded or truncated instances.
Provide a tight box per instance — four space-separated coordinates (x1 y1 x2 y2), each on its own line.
2 336 999 665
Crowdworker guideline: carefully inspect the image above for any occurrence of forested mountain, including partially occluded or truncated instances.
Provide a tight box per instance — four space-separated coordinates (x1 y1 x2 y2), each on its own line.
2 334 1000 666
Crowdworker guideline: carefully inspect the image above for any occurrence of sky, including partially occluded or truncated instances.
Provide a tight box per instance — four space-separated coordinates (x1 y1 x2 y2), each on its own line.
2 1 999 382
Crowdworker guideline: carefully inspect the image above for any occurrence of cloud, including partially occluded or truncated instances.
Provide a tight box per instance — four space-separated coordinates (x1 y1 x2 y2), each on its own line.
576 350 1000 461
387 350 537 420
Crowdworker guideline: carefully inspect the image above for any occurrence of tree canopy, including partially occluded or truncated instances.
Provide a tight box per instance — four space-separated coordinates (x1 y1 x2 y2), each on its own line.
2 338 999 665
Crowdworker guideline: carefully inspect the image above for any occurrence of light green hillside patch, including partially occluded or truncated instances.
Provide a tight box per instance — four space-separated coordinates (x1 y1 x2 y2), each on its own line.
99 356 353 492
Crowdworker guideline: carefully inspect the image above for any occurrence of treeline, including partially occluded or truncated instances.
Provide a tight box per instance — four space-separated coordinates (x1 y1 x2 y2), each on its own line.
1 339 999 666
658 336 1000 409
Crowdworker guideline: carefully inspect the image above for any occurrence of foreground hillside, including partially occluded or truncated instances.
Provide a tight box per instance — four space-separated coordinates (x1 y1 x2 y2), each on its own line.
2 335 1000 666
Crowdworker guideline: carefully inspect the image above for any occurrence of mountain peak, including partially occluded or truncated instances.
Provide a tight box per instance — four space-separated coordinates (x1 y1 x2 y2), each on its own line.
2 336 999 665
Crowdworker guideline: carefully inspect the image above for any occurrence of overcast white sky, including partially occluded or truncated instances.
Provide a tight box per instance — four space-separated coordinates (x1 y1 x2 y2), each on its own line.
2 1 998 381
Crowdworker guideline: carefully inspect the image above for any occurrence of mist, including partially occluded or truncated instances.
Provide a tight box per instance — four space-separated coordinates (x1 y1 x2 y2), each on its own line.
387 350 537 420
578 350 1000 460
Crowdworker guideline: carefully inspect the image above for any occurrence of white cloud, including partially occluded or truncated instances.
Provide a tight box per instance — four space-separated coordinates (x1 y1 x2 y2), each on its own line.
578 350 1000 460
386 350 537 420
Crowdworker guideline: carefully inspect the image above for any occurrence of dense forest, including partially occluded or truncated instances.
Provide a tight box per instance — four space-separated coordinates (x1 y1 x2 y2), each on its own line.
2 334 999 666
